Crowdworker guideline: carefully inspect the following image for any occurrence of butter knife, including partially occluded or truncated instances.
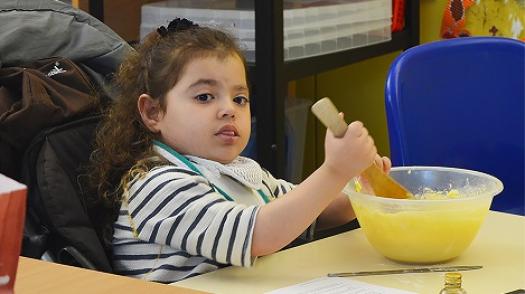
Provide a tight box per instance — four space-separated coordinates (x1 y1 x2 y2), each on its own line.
327 265 482 277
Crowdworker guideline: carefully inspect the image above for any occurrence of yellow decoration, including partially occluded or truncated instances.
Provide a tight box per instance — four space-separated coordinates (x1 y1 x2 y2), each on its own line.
465 0 525 40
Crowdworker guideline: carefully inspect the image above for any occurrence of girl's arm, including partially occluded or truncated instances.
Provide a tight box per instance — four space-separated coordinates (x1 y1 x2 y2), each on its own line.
315 155 392 230
251 164 349 256
251 121 376 257
316 192 355 230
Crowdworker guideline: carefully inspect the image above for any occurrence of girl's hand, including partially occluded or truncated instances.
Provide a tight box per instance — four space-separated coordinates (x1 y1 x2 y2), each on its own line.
373 154 392 174
359 154 392 194
323 118 377 180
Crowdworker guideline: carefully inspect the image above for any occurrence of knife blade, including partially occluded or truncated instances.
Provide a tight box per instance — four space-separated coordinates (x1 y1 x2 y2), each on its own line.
327 265 482 277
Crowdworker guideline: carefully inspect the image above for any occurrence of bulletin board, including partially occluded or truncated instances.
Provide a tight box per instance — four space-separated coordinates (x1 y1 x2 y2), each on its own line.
441 0 525 40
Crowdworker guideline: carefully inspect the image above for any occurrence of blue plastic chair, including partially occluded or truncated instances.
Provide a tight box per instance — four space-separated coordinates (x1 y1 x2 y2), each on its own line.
385 37 525 215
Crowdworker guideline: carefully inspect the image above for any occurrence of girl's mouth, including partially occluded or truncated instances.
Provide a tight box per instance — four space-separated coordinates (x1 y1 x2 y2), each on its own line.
216 125 238 136
217 131 236 136
215 125 239 143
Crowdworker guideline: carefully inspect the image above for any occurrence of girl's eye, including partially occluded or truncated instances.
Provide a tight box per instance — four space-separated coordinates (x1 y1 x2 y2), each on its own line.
195 93 214 102
233 95 250 105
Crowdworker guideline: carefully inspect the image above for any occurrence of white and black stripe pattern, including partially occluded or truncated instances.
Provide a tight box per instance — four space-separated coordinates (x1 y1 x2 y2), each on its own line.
113 165 260 283
112 238 227 283
113 153 313 284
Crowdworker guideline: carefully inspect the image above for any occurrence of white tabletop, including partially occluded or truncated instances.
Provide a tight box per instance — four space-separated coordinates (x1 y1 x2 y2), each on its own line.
175 211 525 294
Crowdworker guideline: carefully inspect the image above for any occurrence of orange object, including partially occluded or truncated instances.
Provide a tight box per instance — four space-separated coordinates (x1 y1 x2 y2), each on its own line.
392 0 405 32
441 0 475 38
0 175 27 294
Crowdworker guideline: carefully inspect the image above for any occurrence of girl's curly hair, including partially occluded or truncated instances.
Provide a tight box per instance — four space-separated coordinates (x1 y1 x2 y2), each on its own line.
87 21 248 207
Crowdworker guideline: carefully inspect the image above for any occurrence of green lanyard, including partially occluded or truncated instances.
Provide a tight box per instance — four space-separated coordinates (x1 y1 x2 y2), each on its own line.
153 140 270 204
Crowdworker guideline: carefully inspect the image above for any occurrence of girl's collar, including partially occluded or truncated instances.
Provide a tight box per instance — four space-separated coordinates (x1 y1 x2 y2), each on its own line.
152 140 264 190
152 140 200 174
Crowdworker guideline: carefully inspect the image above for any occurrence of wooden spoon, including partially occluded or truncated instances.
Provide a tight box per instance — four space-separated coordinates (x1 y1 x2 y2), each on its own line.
311 97 411 199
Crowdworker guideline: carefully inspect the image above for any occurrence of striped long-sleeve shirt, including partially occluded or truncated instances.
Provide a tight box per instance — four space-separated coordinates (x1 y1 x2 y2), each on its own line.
112 144 314 283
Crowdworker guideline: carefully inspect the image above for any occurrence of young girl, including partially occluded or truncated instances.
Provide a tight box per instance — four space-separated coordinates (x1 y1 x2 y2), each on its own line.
89 18 391 283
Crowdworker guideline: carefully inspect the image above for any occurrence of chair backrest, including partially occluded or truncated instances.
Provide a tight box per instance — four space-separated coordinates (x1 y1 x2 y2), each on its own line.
385 37 525 215
0 0 131 273
21 116 115 273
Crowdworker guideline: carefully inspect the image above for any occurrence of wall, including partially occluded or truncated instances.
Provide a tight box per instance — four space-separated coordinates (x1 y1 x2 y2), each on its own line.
296 0 447 178
420 0 449 43
73 0 161 41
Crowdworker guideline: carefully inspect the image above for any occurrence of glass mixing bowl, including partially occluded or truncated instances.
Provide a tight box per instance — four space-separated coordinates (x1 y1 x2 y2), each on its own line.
344 166 503 264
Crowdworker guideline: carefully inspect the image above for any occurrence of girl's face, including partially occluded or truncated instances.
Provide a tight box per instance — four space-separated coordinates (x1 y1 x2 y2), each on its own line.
156 53 251 164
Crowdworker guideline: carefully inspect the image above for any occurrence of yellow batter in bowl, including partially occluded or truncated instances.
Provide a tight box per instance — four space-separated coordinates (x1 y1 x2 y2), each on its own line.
345 167 503 264
352 199 490 263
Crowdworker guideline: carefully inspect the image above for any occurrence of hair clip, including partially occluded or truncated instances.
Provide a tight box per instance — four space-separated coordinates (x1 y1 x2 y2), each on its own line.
157 18 198 37
157 26 168 37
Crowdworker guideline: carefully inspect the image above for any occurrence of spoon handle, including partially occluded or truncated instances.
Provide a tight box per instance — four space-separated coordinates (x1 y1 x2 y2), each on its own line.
310 97 347 138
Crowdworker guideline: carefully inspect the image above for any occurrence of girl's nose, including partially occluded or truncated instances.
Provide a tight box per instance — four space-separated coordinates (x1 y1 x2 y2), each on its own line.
218 99 236 119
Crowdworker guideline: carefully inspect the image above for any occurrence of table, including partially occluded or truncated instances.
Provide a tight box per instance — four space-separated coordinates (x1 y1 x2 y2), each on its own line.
14 257 207 294
175 211 525 293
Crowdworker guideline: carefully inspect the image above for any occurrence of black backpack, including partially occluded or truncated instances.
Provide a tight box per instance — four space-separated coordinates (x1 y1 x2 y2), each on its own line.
21 115 116 273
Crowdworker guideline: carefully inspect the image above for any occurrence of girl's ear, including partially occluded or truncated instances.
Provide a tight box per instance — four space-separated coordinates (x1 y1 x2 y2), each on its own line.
138 94 162 132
